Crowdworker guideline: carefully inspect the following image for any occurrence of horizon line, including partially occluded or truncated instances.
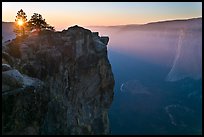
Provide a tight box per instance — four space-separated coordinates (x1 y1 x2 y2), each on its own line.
2 16 202 30
85 16 202 28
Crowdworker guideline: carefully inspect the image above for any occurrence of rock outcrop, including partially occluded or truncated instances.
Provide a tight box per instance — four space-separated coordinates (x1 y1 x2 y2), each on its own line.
2 25 114 135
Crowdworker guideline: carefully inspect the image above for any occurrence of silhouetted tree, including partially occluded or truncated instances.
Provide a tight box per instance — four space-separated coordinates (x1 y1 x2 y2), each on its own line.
14 9 28 36
28 13 55 32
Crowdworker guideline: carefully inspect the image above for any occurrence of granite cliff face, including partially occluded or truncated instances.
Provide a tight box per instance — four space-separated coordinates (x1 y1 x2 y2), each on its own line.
2 26 114 135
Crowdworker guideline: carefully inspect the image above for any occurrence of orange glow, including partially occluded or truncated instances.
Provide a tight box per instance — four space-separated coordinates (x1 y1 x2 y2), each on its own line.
2 2 202 31
17 19 24 26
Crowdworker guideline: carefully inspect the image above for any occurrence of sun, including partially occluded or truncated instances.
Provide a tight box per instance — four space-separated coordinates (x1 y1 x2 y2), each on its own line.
17 19 24 26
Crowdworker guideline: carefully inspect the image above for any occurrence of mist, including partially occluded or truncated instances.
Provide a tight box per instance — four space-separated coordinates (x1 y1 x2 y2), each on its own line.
2 18 202 134
88 18 202 135
88 18 202 81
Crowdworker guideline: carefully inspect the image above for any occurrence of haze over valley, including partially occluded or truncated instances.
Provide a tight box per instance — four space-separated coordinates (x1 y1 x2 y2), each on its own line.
2 2 202 135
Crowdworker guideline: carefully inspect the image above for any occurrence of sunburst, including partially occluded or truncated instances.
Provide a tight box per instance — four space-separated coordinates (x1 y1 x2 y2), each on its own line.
17 19 24 26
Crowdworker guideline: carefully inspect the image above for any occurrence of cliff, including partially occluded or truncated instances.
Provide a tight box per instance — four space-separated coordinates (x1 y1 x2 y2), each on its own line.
2 25 114 135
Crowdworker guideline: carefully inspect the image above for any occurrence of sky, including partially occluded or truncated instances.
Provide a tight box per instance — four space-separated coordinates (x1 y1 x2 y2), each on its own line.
2 2 202 31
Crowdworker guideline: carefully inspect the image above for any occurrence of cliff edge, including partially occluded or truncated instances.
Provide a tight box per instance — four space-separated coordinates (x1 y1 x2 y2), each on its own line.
2 25 114 135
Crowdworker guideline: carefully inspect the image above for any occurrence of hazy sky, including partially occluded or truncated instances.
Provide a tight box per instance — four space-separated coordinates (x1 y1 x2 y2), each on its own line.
2 2 202 31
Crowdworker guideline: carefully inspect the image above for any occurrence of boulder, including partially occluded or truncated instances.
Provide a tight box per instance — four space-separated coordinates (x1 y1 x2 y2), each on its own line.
100 37 109 45
2 64 12 72
2 69 24 88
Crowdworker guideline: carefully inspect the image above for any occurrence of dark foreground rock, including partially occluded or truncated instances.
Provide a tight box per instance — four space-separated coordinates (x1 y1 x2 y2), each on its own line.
2 26 114 135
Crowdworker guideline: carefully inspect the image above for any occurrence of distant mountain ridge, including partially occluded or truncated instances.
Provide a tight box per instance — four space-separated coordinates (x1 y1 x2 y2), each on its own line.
2 17 202 42
88 17 202 31
87 17 202 82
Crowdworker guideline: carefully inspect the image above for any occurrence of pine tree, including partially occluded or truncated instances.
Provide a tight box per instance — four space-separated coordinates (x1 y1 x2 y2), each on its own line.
28 13 55 32
14 9 28 36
